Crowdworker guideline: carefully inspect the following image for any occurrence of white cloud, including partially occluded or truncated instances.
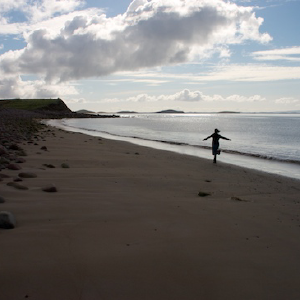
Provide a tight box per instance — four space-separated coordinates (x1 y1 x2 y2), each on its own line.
0 75 78 99
64 97 87 104
0 0 271 84
0 0 27 13
193 64 300 82
0 0 84 21
225 94 266 102
251 47 300 62
104 77 169 86
104 89 266 103
0 0 87 35
275 97 299 104
169 89 205 102
112 62 300 84
23 0 85 22
0 8 101 37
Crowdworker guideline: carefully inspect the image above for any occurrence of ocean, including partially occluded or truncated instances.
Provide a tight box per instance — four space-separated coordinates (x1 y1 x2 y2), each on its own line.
47 113 300 180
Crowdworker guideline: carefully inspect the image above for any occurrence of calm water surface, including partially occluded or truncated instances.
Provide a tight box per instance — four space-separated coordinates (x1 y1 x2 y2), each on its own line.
48 113 300 179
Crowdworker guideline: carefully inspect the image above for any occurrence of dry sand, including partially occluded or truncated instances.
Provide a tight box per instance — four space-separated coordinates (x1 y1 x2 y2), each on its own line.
1 126 300 300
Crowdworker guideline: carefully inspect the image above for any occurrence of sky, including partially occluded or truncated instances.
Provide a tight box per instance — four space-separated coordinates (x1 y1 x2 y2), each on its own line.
0 0 299 113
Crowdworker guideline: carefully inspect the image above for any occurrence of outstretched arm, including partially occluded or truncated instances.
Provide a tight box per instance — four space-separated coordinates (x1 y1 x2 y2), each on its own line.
203 135 212 141
220 135 231 141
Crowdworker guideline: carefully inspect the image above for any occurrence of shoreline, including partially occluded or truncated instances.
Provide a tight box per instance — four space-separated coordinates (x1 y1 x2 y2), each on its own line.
1 125 300 299
47 119 300 180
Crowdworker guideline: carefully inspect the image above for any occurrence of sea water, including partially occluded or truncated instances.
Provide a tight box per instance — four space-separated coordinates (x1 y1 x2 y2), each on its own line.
47 113 300 180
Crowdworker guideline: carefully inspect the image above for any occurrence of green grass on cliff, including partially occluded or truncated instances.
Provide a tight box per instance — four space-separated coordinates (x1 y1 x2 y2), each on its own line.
0 99 60 110
0 98 72 113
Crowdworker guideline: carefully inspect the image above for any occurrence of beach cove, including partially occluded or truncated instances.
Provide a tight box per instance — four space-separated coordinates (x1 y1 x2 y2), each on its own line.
1 125 300 300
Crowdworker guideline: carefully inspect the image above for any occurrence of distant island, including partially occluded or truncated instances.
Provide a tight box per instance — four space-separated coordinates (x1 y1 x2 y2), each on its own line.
76 109 97 114
218 111 240 114
156 109 184 114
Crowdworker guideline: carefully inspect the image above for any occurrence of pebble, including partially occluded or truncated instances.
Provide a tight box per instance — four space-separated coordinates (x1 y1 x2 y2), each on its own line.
42 185 58 193
0 173 10 179
14 177 23 182
0 157 10 164
8 144 21 151
0 211 16 229
0 145 9 155
43 164 55 168
19 172 37 178
198 191 211 197
7 182 29 190
7 164 22 170
15 158 26 163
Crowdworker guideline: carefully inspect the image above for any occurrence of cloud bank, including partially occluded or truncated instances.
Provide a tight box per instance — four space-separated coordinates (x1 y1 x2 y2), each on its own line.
0 0 271 94
105 89 267 104
0 76 78 99
251 47 300 62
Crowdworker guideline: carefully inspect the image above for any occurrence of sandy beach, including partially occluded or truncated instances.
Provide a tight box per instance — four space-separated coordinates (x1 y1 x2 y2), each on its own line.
1 125 300 300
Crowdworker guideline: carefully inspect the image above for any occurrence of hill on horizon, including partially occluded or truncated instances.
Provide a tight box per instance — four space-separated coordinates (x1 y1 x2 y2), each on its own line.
156 109 184 114
0 98 72 114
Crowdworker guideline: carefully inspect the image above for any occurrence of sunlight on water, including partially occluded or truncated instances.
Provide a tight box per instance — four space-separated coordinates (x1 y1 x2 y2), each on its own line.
47 113 300 180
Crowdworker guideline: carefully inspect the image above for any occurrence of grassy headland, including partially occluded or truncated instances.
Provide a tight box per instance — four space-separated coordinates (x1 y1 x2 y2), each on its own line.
0 98 117 171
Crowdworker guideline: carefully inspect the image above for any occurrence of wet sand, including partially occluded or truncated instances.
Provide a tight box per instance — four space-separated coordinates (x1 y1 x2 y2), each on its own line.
1 126 300 300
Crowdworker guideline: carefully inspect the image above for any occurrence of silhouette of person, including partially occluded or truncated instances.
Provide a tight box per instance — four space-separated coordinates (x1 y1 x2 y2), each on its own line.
203 129 231 163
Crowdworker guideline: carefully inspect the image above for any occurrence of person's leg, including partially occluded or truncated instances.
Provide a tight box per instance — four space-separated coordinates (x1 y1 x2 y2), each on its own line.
212 144 218 163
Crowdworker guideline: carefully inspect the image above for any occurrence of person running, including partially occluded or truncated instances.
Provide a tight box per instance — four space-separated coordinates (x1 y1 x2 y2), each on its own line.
203 129 231 163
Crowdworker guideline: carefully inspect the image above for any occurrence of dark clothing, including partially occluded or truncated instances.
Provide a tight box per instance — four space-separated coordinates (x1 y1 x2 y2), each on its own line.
203 131 230 162
206 133 229 154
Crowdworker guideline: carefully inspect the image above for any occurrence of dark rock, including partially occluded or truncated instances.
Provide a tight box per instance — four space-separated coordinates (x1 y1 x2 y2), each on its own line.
43 164 55 168
61 163 70 168
0 196 5 203
41 146 48 151
16 149 27 156
0 211 16 229
19 172 37 178
8 153 17 161
42 185 57 193
8 144 21 151
7 182 28 190
0 157 10 165
0 145 9 155
231 196 248 202
7 164 22 170
0 173 10 179
15 157 26 163
198 191 211 197
14 177 23 182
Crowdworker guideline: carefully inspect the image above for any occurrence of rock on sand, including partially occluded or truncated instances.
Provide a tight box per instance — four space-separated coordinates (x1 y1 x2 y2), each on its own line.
0 211 16 229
